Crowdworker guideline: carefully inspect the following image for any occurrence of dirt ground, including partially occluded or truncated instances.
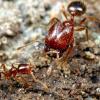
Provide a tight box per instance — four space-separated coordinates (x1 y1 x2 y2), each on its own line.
0 0 100 100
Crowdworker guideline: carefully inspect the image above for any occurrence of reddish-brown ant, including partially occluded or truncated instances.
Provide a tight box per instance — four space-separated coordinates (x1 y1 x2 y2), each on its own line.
16 1 98 75
45 1 88 57
0 63 48 90
44 1 92 74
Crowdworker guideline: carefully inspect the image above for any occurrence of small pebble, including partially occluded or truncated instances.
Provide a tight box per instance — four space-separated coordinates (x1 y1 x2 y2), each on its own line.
80 40 95 50
1 36 8 44
95 38 100 47
93 48 100 55
84 51 95 60
81 65 86 72
96 88 100 95
6 29 15 37
85 97 96 100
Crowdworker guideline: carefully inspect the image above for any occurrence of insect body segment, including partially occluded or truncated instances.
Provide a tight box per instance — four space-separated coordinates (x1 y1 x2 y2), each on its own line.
0 63 48 90
68 1 86 16
45 17 74 54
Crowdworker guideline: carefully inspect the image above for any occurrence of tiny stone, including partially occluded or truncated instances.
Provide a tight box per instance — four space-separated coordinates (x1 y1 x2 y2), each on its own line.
6 29 15 36
64 75 68 78
81 65 86 71
96 88 100 95
1 36 8 44
80 40 95 50
49 93 52 97
85 97 94 100
38 93 42 97
93 48 100 55
95 39 100 47
43 74 46 78
84 51 95 60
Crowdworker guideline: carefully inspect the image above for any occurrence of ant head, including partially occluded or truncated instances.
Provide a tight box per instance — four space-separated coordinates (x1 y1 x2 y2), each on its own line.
68 1 86 16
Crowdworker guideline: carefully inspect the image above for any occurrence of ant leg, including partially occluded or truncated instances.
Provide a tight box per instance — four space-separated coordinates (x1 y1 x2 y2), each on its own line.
15 76 31 88
26 62 48 90
1 64 10 80
10 64 18 77
46 50 60 59
17 40 36 50
79 15 100 25
85 15 100 22
43 46 50 57
49 17 60 24
75 26 89 41
75 17 89 41
79 17 87 25
48 17 60 29
76 17 89 41
60 45 74 62
30 72 48 91
61 4 69 20
1 64 7 72
46 50 60 76
75 15 99 41
58 45 73 73
0 72 5 80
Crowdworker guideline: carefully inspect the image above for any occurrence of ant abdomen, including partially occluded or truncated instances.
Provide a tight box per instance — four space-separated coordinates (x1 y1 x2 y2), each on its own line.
68 1 86 16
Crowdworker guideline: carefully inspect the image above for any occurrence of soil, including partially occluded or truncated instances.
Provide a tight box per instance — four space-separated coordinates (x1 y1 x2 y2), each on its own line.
0 0 100 100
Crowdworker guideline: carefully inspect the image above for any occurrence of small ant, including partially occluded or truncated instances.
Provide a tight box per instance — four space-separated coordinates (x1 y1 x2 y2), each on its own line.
45 1 88 58
16 1 98 75
0 63 48 90
44 1 92 74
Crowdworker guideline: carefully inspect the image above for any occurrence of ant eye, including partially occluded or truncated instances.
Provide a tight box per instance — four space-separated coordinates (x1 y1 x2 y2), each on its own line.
68 1 86 16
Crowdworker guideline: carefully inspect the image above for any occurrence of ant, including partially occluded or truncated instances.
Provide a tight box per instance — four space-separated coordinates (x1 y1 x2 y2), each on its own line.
44 1 94 74
0 63 48 90
45 1 88 57
16 1 98 75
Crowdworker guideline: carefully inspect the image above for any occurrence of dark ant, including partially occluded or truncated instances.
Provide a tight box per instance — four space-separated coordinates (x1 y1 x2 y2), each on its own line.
0 63 48 90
